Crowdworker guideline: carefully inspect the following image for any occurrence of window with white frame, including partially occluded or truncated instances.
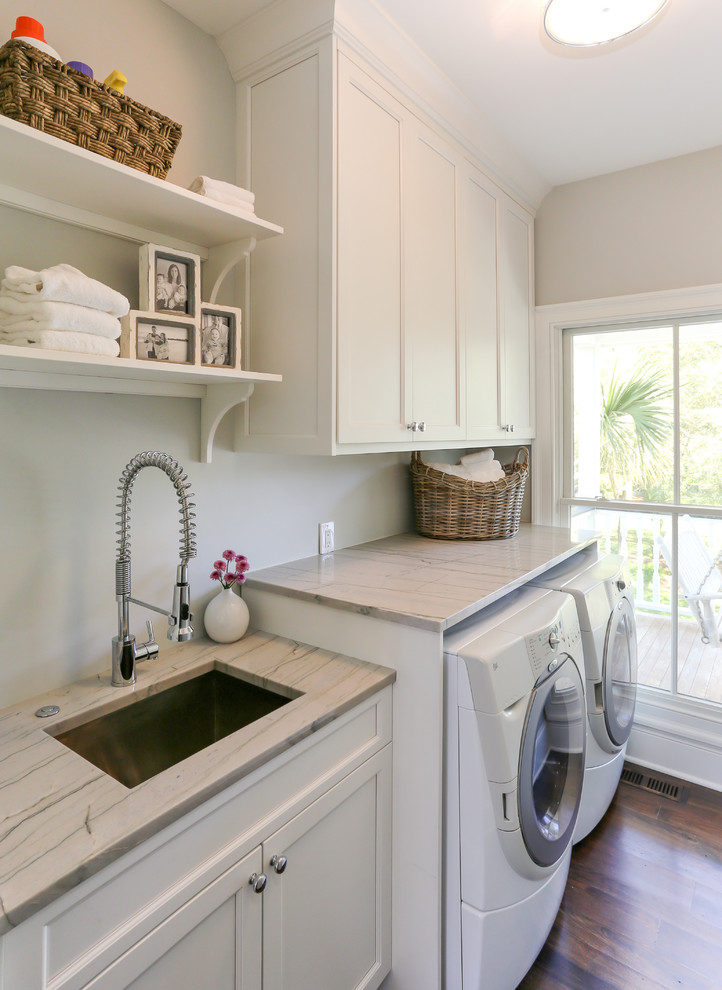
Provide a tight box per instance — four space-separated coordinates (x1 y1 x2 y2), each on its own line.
563 316 722 705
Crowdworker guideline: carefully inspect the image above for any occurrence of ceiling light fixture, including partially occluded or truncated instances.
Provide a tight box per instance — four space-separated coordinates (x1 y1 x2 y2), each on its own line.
543 0 669 47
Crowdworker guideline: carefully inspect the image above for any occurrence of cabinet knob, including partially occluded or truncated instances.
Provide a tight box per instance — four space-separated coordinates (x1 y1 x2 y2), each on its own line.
249 872 267 893
270 854 288 874
407 421 418 432
418 421 427 432
503 424 515 433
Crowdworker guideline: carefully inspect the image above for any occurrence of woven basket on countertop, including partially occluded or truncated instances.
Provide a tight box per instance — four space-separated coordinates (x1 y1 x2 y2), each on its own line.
0 39 182 178
410 447 529 541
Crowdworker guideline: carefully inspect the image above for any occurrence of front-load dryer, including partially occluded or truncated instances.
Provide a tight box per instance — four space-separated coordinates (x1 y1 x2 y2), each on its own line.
531 546 638 843
443 586 586 990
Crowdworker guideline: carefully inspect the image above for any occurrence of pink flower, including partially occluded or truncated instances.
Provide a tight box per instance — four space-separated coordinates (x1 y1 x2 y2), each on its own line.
211 550 250 589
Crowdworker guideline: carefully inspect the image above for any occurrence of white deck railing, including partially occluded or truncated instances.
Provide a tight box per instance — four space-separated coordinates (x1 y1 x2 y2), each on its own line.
572 508 722 617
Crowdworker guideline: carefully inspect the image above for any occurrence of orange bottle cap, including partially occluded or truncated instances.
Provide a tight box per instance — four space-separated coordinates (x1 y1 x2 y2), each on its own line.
12 16 45 42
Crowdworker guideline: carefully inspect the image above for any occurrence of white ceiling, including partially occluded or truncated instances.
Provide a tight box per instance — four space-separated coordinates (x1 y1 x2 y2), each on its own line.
162 0 722 188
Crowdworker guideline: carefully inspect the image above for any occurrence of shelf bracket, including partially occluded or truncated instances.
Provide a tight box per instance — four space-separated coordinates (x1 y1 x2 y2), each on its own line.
200 381 255 463
204 238 257 304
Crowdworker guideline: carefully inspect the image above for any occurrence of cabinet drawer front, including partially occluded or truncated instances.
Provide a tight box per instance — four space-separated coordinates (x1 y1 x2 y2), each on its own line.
1 689 391 989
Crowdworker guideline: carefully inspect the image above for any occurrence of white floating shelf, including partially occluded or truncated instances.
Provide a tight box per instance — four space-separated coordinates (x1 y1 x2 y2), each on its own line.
0 345 282 463
0 115 283 255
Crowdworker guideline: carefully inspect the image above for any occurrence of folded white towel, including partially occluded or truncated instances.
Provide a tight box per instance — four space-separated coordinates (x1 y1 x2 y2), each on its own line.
0 296 121 339
426 462 472 479
2 264 130 317
460 448 494 467
468 460 505 483
0 329 120 357
200 195 256 216
187 176 256 210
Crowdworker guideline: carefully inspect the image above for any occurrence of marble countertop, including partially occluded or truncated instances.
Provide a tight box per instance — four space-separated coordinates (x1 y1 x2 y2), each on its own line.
246 525 599 631
0 632 395 935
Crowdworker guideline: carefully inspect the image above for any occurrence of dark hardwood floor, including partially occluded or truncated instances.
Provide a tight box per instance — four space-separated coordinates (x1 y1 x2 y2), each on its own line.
518 764 722 990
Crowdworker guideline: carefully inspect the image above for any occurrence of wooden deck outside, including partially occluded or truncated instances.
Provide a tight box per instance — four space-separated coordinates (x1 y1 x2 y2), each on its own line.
636 609 722 704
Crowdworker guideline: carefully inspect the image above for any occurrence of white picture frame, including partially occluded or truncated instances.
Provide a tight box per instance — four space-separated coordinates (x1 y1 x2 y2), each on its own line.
120 310 199 365
139 243 201 319
199 303 242 369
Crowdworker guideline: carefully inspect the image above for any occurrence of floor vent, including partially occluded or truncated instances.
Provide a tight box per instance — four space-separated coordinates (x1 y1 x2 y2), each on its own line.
621 765 686 802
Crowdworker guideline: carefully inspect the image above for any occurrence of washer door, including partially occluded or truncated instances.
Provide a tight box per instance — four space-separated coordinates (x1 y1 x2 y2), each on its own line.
518 656 586 867
603 596 638 747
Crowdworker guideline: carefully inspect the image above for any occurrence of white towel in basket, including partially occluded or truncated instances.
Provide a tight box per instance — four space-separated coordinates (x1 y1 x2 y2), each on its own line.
468 460 504 483
460 448 494 468
426 459 504 483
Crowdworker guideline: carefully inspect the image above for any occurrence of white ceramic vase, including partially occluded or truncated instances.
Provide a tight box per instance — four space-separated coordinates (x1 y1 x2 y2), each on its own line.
204 586 250 643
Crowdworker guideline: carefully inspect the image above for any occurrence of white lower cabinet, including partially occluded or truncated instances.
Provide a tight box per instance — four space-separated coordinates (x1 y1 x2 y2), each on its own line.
0 690 392 990
262 757 387 990
94 847 263 990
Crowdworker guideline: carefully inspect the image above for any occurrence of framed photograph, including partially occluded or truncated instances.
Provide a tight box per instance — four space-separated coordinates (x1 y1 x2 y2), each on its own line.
200 303 242 369
120 311 198 365
139 243 201 319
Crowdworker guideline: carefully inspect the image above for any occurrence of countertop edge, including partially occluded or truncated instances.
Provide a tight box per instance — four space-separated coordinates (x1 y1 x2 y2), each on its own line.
247 530 601 633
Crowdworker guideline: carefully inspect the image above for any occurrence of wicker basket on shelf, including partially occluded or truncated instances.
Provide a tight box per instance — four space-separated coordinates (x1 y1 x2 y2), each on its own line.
0 39 182 178
410 447 529 541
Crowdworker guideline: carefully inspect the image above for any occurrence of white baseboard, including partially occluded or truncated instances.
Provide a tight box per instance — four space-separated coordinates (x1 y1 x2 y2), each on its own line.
626 690 722 792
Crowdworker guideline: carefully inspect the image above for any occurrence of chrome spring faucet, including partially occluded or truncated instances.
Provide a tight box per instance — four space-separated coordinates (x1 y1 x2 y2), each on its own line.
112 451 197 687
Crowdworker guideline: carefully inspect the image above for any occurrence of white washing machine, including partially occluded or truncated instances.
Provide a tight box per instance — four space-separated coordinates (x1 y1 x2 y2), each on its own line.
530 546 638 843
443 586 586 990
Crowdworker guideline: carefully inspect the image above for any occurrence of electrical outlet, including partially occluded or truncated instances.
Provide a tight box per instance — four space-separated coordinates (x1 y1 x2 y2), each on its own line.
319 521 335 555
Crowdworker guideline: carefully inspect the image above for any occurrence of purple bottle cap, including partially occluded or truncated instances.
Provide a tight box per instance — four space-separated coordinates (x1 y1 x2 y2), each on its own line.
67 61 93 78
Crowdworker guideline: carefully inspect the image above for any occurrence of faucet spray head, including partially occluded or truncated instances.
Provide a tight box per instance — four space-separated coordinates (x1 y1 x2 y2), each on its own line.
168 563 194 642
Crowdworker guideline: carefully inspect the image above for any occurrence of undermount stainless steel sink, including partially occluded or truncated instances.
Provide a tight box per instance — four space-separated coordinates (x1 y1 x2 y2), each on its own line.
50 669 295 789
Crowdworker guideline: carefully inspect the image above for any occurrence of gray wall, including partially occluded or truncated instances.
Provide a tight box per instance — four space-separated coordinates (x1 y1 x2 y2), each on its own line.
535 144 722 304
0 0 412 705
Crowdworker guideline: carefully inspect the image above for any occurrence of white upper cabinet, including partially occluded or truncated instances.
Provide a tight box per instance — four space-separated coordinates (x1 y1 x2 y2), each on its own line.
336 56 463 445
403 118 463 443
236 39 533 455
337 60 405 444
463 164 535 442
462 164 501 439
499 195 535 438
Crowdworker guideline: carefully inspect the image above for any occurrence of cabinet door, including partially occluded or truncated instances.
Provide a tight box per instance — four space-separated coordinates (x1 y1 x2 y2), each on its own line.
404 120 464 442
462 164 503 439
86 848 263 990
337 55 407 444
262 746 392 990
498 194 534 438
